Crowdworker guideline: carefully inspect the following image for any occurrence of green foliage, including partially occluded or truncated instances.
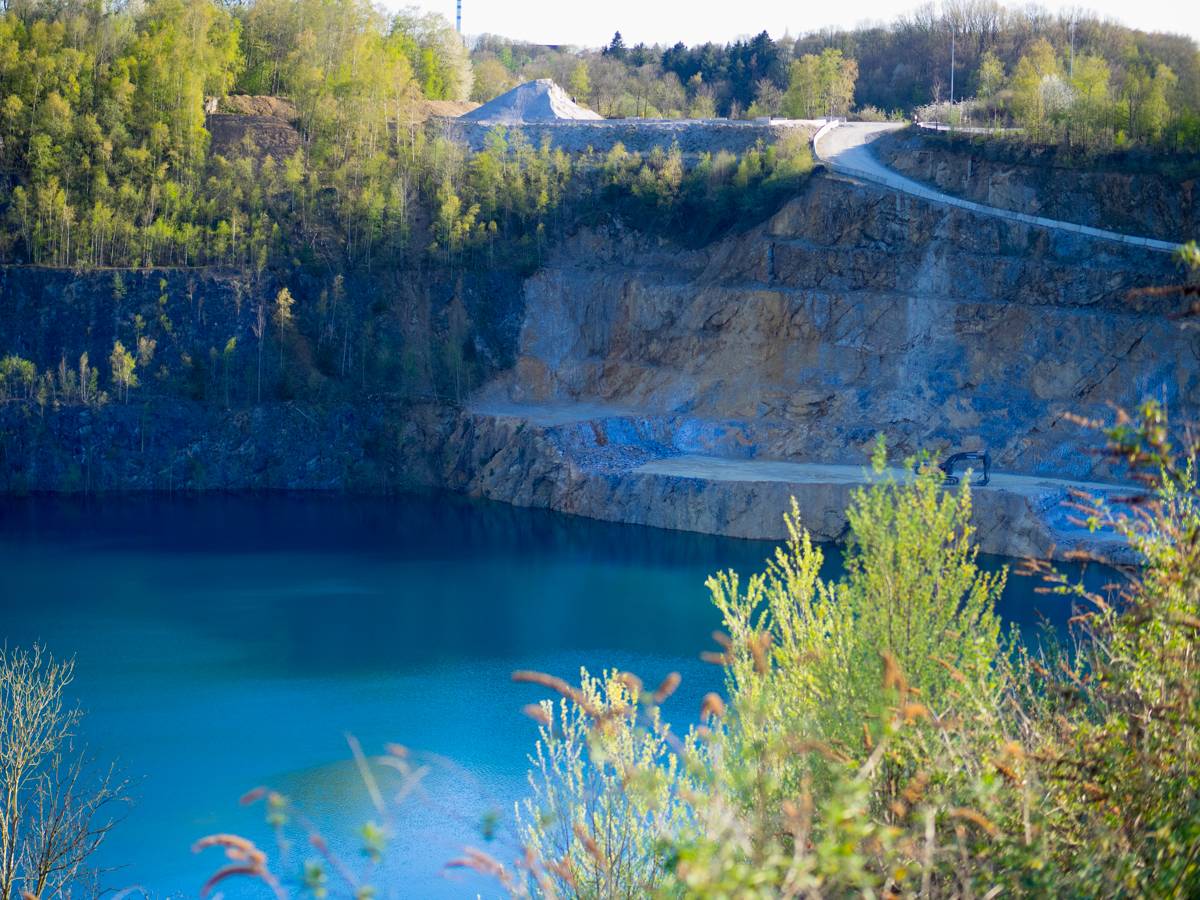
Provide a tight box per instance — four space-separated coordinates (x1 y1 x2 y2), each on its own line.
1024 400 1200 896
516 670 691 897
942 35 1195 152
0 0 465 270
390 8 473 102
0 354 36 401
0 0 243 266
0 0 813 278
976 51 1006 101
472 9 1198 147
567 61 591 105
499 413 1200 897
781 49 858 119
593 133 814 247
707 457 1004 801
109 340 137 402
0 0 1193 273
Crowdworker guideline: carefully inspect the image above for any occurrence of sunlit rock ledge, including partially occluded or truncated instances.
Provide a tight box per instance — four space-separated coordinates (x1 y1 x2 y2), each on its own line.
446 404 1137 565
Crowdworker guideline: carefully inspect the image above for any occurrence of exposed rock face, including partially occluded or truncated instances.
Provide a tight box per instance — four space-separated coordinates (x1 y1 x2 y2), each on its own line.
480 175 1190 477
876 129 1198 243
447 171 1195 559
2 161 1194 561
441 119 815 156
443 409 1136 563
0 264 521 495
0 399 450 494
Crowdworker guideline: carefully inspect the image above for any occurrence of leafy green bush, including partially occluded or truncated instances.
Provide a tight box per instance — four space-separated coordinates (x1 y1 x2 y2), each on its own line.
515 669 692 897
503 415 1200 897
0 355 36 401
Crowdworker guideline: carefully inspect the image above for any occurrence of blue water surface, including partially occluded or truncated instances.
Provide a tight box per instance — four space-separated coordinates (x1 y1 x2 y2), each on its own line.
0 493 1112 898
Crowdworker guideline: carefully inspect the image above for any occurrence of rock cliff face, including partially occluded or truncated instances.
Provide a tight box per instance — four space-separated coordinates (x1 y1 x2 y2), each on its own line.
2 164 1194 560
440 119 816 155
446 171 1194 559
0 399 451 494
0 264 519 494
876 129 1198 243
475 174 1189 474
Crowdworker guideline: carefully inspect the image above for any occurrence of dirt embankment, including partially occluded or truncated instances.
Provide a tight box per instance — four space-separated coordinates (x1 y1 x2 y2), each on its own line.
875 128 1199 243
205 96 481 160
217 95 299 119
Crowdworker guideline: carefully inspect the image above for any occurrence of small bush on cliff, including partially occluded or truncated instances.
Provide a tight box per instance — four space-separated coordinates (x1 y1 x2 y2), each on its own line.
0 355 36 401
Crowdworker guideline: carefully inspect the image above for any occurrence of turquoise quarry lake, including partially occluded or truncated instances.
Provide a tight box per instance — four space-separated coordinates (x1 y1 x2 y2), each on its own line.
0 494 1108 897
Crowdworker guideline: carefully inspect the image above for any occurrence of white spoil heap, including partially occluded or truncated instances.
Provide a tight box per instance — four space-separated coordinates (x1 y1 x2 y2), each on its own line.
459 79 602 124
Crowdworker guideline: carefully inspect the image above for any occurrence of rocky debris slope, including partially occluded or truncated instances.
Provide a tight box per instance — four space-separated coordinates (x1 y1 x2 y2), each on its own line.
216 95 299 119
206 113 301 160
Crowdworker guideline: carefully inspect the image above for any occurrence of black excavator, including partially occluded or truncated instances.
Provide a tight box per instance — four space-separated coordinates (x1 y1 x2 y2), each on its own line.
936 450 991 486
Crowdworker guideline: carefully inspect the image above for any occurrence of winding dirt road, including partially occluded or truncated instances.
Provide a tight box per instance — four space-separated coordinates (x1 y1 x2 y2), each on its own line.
813 121 1180 254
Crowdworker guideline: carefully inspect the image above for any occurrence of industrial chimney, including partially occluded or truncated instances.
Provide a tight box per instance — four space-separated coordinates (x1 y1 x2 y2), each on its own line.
456 0 461 33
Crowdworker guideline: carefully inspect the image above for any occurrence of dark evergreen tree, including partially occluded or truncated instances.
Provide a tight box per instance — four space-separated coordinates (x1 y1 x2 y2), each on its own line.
603 31 627 60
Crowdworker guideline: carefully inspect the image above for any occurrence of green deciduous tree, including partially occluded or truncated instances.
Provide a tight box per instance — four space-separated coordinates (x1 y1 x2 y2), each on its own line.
272 286 294 372
976 50 1005 100
1010 38 1066 138
782 48 857 118
0 355 36 401
470 55 514 103
109 340 136 402
567 60 591 106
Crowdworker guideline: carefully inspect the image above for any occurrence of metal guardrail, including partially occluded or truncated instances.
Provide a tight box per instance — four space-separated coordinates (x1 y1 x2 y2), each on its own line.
916 122 1024 135
814 122 1181 255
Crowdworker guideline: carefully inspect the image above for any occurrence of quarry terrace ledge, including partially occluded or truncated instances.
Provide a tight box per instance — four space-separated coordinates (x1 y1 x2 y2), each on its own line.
436 117 821 155
452 404 1137 566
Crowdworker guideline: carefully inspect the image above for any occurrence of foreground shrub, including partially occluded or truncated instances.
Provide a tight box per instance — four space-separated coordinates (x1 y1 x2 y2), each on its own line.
505 413 1198 897
1021 402 1200 896
0 646 125 899
515 669 692 896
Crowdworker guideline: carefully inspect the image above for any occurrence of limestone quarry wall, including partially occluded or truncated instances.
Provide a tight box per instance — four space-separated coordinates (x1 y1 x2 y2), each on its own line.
4 161 1194 559
476 172 1195 482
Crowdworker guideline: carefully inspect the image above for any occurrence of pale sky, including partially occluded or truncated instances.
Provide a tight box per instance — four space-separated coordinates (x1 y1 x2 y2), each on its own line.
396 0 1200 46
